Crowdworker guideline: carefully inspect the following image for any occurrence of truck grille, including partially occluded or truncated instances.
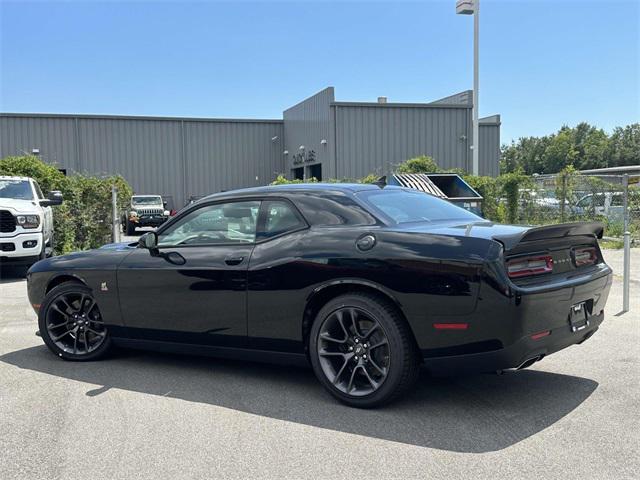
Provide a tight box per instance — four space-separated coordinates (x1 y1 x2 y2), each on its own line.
138 208 164 216
0 210 16 233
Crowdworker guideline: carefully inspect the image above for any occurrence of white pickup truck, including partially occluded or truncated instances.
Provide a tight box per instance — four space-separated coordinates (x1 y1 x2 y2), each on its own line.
0 176 63 268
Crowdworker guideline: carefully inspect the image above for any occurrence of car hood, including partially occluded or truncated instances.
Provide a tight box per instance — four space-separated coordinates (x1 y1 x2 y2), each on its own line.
29 243 136 273
100 241 137 250
0 198 40 214
132 204 164 209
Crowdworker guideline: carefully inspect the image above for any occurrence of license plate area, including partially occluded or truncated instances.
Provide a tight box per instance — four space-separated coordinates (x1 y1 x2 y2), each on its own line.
568 301 590 332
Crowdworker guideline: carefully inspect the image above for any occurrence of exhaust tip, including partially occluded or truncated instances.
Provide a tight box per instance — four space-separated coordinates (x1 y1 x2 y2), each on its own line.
517 355 542 370
497 355 543 375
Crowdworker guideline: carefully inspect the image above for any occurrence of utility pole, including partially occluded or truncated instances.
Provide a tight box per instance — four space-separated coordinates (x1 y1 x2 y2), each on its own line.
456 0 480 175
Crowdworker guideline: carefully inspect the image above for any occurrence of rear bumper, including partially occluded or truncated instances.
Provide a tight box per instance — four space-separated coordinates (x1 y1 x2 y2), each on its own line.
422 264 612 376
424 311 603 375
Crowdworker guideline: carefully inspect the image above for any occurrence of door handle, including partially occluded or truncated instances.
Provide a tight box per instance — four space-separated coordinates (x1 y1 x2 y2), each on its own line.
224 256 245 266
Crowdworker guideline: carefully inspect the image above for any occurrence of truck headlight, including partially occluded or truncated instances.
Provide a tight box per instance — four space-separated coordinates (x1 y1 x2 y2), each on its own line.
16 215 40 229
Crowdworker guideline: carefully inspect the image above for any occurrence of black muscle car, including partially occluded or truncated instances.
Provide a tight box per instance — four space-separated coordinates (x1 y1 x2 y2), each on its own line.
27 184 612 407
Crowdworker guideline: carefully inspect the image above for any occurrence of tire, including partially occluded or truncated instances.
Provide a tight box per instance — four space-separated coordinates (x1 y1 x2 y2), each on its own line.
45 233 54 258
38 283 112 361
309 293 420 408
125 219 136 236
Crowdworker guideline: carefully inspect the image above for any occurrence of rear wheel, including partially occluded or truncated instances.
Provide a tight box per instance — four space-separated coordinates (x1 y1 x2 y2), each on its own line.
309 293 419 408
39 283 111 361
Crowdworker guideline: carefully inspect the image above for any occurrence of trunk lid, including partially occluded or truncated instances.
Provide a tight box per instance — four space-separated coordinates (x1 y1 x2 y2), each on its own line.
394 220 605 282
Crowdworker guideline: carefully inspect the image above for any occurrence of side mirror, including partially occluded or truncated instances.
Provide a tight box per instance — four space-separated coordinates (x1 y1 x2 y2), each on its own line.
40 190 64 207
138 231 158 251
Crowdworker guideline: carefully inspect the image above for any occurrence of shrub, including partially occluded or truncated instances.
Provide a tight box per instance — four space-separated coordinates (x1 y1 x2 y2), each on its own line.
0 156 132 254
498 170 529 224
396 155 440 174
463 175 504 222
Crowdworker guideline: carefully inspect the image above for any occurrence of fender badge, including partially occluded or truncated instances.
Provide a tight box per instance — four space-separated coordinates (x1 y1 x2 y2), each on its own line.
101 282 108 292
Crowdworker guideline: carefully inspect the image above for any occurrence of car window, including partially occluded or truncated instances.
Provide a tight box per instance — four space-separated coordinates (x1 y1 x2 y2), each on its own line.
576 195 592 208
0 179 34 200
610 194 623 207
158 201 260 246
259 200 306 239
357 189 481 224
33 181 45 199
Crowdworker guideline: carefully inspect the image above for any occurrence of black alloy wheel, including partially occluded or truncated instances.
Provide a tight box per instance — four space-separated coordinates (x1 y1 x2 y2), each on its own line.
310 293 419 408
39 283 111 361
317 306 390 396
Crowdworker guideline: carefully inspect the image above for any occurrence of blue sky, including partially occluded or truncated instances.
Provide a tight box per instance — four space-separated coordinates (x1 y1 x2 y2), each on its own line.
1 0 638 143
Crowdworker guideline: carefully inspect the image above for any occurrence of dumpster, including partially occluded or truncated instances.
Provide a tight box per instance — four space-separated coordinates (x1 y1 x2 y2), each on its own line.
387 173 483 215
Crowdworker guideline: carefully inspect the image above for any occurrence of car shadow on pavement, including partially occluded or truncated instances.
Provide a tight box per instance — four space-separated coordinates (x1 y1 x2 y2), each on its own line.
0 345 598 453
0 266 27 282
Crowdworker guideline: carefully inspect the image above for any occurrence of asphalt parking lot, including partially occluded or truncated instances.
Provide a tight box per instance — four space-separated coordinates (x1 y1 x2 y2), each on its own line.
1 250 638 480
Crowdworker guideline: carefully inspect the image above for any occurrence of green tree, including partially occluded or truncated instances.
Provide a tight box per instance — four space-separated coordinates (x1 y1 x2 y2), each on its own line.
571 122 609 170
500 122 636 175
608 124 640 166
542 127 578 173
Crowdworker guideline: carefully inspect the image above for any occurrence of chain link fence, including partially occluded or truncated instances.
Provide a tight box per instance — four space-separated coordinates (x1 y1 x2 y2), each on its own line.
515 173 640 243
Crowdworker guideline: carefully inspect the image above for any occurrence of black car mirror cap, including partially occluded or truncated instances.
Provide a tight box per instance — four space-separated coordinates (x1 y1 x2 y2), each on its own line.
40 190 64 207
138 231 158 251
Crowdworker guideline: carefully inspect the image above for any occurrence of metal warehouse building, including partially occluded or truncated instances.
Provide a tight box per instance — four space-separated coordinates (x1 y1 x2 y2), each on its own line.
1 87 500 207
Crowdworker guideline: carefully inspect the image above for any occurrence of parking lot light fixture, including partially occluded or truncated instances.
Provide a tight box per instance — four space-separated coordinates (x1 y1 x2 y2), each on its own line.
456 0 480 176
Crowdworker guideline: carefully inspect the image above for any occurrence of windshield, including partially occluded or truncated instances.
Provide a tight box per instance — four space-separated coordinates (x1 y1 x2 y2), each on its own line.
132 196 162 206
357 189 481 224
0 179 33 200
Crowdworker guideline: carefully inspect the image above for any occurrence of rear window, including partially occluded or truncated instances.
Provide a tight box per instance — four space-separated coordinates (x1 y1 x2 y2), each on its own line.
357 189 481 224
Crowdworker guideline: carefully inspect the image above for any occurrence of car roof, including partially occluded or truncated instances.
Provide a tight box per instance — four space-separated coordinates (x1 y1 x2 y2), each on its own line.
0 175 31 181
199 182 399 202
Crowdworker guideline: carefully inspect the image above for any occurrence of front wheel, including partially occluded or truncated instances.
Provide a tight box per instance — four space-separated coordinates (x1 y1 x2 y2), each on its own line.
39 283 112 361
309 293 419 408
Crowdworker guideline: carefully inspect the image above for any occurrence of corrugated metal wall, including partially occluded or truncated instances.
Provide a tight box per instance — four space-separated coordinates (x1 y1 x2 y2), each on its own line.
479 120 500 177
1 89 500 205
184 120 283 196
0 116 79 168
283 87 335 179
332 103 472 179
0 114 283 207
77 117 184 203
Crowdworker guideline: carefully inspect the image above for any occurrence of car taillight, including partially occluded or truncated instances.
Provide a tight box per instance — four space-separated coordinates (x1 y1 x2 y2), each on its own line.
573 247 597 267
506 255 553 278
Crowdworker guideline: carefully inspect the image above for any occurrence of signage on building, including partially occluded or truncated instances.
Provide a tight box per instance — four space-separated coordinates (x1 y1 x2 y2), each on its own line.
292 149 316 165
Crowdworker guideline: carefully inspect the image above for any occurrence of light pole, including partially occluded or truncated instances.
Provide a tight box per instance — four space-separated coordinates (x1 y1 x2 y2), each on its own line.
456 0 479 176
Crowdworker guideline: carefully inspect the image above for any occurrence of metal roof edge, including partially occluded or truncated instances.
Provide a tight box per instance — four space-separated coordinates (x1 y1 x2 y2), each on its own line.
283 87 335 113
0 112 284 124
330 102 470 110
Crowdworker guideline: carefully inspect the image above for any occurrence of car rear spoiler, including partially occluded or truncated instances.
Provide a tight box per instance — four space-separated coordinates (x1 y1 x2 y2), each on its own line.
495 222 604 251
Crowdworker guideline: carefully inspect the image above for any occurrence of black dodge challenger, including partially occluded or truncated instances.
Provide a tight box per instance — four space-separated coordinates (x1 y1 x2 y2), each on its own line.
27 184 612 407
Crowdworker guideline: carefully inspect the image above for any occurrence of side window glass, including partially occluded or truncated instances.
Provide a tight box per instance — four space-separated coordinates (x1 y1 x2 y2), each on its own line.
158 201 260 246
33 181 45 199
610 195 623 207
259 201 306 239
